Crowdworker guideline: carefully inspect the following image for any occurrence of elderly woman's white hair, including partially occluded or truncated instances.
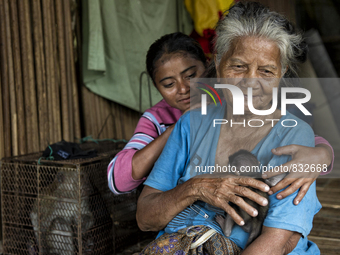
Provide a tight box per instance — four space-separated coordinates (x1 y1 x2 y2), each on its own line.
214 1 308 78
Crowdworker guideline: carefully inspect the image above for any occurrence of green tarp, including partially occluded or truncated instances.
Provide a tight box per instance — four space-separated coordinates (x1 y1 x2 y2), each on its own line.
82 0 193 112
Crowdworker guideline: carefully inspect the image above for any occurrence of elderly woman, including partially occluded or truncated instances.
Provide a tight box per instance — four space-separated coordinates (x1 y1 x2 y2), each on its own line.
137 2 321 255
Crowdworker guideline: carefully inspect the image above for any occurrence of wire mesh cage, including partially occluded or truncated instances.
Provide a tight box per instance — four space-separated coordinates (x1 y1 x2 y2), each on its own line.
1 141 144 255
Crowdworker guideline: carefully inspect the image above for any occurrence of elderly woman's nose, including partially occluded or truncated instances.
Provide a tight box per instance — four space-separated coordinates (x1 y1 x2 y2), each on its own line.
241 69 260 88
244 67 260 79
243 77 260 88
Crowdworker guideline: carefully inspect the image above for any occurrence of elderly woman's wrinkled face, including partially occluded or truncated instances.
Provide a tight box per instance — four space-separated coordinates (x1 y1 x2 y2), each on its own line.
216 36 282 113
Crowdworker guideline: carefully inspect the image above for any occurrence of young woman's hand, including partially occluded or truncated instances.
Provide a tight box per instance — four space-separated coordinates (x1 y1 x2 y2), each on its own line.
262 144 332 205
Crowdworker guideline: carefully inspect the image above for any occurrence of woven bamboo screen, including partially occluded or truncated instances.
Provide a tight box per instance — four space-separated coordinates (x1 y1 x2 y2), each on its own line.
0 0 140 160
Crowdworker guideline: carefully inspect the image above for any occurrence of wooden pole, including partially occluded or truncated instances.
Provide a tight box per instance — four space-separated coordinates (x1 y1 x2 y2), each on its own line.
10 0 26 155
75 0 84 139
119 104 126 140
104 100 114 139
63 0 74 142
32 0 48 150
97 96 105 138
64 0 80 141
0 68 4 159
49 0 62 142
94 94 101 139
0 0 11 157
18 0 32 153
113 103 122 139
90 92 98 138
55 0 70 142
110 102 118 139
42 0 55 144
24 0 39 152
4 0 18 156
103 98 111 138
81 86 91 138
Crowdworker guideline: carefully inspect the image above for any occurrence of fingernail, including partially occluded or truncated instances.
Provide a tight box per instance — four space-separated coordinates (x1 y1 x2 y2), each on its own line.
262 199 268 206
240 221 245 226
264 186 270 192
262 173 267 178
253 210 258 217
268 191 273 195
277 195 282 199
295 200 299 205
272 148 276 152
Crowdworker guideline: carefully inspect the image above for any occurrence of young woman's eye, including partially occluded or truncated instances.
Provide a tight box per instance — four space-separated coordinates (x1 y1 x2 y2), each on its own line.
187 72 197 79
163 83 174 88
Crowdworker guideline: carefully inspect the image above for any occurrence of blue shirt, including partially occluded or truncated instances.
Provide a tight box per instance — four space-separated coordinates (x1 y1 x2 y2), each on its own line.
144 104 322 254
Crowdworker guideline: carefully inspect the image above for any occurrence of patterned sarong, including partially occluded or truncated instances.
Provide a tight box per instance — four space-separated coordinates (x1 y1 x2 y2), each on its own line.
139 225 241 255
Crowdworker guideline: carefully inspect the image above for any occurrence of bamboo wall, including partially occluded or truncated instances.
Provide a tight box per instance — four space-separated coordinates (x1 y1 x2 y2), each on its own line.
0 0 140 160
0 0 297 161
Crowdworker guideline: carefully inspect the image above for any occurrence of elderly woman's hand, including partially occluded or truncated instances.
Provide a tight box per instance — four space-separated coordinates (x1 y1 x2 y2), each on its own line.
262 144 332 205
137 176 270 231
191 176 270 226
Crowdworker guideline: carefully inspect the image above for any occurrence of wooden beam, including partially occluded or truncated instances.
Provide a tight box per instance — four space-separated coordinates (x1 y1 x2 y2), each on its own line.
0 0 12 157
4 0 18 156
32 0 48 150
9 0 26 155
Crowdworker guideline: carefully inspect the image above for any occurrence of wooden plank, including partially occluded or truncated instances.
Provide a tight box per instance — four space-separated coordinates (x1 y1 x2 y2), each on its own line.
17 0 31 153
50 0 61 142
4 0 18 156
316 189 340 207
119 104 126 139
9 0 26 156
309 236 340 255
99 96 108 138
103 98 113 138
63 0 74 142
18 0 39 153
81 86 91 137
55 0 70 142
64 0 80 141
97 96 105 138
32 0 48 150
314 207 340 219
311 217 340 239
24 0 39 152
315 178 330 188
88 91 97 138
0 0 11 157
325 179 340 190
0 68 4 159
113 103 122 139
43 0 60 144
42 0 55 144
94 93 102 139
110 102 118 139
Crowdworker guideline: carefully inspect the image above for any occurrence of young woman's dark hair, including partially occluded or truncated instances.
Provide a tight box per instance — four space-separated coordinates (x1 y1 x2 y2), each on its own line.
146 32 207 84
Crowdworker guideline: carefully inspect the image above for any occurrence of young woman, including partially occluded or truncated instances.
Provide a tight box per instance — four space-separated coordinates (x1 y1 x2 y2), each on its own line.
107 32 334 206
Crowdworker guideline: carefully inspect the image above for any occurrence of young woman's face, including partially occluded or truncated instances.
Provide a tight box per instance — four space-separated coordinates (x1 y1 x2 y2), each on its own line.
153 53 206 113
